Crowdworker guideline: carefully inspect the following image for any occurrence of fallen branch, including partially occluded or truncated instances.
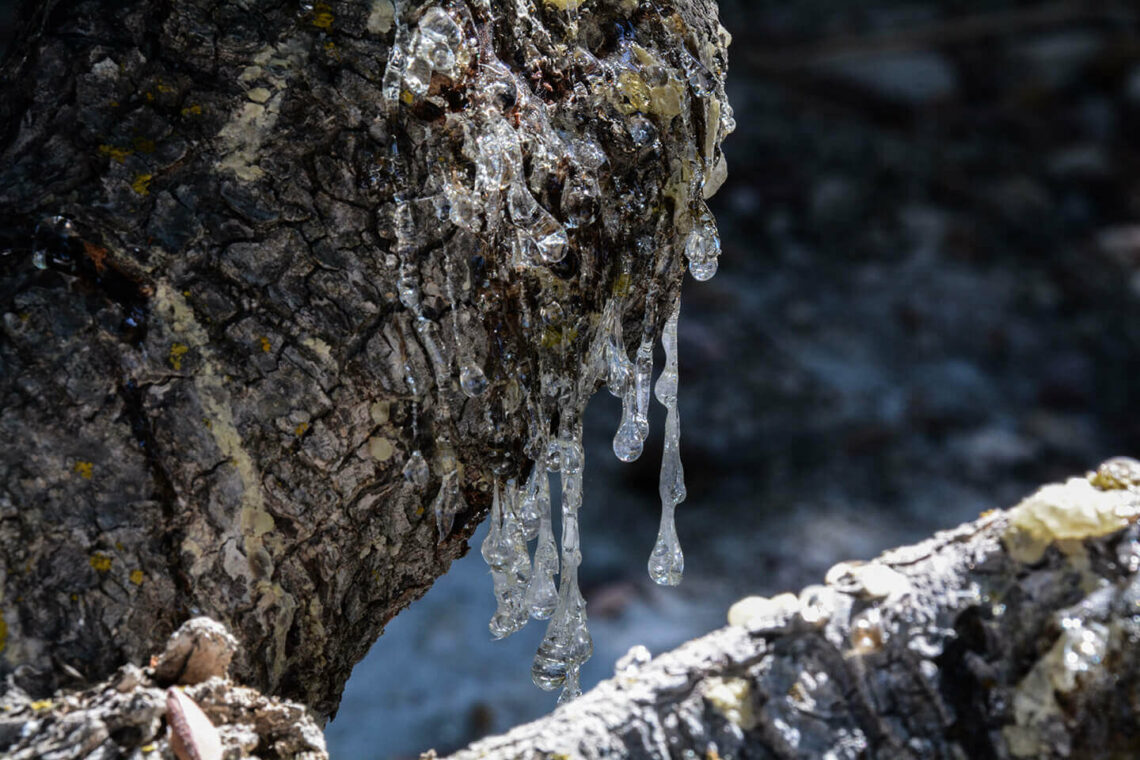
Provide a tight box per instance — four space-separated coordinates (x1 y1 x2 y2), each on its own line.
444 458 1140 760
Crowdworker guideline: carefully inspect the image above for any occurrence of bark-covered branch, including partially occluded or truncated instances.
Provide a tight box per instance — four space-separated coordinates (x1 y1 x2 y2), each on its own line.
0 0 732 719
444 458 1140 760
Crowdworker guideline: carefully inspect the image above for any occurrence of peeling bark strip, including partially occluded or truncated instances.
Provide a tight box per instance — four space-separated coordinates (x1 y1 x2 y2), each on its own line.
446 460 1140 760
0 0 730 719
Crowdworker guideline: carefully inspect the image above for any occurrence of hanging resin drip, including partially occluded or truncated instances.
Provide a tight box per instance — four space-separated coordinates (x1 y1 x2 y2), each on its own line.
613 336 653 462
648 298 685 586
395 197 466 540
684 204 721 282
523 466 558 620
445 255 488 399
483 480 532 638
430 444 465 542
602 299 632 398
518 465 542 541
400 363 431 489
531 430 591 702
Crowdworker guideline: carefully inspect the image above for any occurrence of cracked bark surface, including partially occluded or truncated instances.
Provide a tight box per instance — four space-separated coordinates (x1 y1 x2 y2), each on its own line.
0 0 733 721
445 459 1140 760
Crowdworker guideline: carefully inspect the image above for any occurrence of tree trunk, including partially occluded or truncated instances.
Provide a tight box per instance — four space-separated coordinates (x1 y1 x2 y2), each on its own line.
445 459 1140 760
0 0 732 720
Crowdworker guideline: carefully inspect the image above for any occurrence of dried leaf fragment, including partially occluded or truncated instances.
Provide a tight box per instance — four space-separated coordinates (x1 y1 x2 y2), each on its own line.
166 687 223 760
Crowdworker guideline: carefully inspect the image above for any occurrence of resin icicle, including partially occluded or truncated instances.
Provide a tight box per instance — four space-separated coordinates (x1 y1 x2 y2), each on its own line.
401 365 430 489
523 468 558 620
648 298 685 586
613 336 653 462
445 256 488 398
484 480 531 638
531 431 591 701
395 197 466 540
518 466 542 541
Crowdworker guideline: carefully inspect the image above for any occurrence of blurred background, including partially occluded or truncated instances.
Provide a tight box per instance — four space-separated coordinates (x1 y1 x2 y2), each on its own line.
5 0 1139 757
328 1 1140 756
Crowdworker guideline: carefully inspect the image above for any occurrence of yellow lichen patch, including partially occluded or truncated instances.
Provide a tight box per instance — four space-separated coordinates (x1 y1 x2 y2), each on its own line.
400 90 414 105
70 594 78 601
155 81 176 94
129 569 145 586
1004 477 1138 564
541 325 579 349
98 144 132 163
89 553 113 572
370 401 391 425
73 461 94 479
294 422 309 437
649 83 684 119
614 71 651 114
169 342 189 370
703 677 757 729
311 2 334 28
181 104 202 117
1089 457 1140 491
0 615 7 653
611 272 632 298
369 437 395 462
258 336 272 353
30 700 53 711
132 137 156 153
543 0 585 9
131 173 153 195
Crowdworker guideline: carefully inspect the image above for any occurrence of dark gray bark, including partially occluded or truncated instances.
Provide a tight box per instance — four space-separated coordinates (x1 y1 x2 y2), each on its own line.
445 459 1140 760
0 0 731 721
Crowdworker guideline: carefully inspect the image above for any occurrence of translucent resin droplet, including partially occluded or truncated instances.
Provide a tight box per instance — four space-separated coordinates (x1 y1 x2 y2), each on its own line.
402 450 430 489
684 205 721 282
459 362 489 397
519 467 542 541
432 450 465 542
648 503 684 586
613 337 653 462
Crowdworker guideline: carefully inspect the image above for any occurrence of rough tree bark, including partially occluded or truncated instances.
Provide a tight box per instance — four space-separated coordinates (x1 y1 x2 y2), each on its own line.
0 0 732 722
445 458 1140 760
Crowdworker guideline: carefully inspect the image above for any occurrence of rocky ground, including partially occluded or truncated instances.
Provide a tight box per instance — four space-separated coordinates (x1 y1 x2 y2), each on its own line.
329 1 1140 757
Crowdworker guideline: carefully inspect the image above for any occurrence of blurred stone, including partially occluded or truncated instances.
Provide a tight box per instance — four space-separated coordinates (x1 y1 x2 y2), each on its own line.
819 51 957 104
1126 65 1140 103
1047 144 1110 179
153 617 239 686
1014 32 1103 90
1097 225 1140 267
956 426 1038 478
